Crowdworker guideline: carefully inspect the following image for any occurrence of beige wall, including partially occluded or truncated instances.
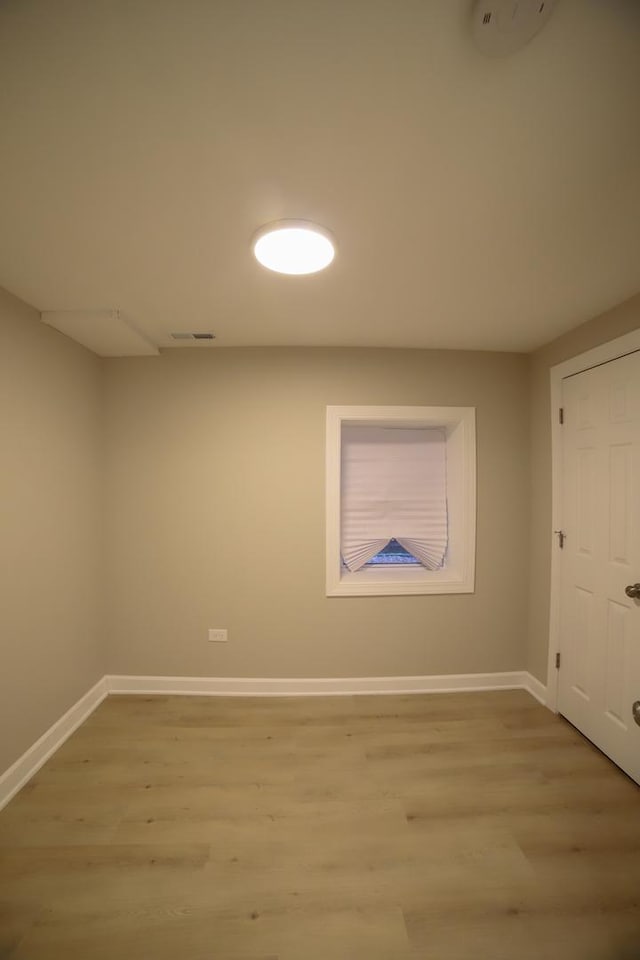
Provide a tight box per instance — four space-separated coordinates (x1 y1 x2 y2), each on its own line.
0 288 104 774
2 277 636 777
104 347 530 679
528 293 640 682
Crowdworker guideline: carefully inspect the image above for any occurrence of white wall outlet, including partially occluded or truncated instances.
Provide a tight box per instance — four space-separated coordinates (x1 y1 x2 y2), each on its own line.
208 628 228 643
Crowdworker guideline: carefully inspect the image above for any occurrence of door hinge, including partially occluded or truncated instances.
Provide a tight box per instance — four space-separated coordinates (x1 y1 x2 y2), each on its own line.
559 407 564 424
555 652 561 670
554 529 566 549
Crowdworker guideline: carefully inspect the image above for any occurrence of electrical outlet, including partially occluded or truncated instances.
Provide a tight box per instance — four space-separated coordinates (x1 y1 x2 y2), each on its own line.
208 628 228 643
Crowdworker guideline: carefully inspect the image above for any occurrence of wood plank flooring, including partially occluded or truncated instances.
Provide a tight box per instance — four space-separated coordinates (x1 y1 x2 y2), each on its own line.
1 690 639 959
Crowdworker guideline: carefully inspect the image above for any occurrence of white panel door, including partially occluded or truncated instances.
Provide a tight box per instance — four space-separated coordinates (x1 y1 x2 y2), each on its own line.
558 350 640 783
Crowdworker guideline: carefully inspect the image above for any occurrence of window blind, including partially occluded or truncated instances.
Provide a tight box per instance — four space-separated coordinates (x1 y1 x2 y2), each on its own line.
340 426 448 572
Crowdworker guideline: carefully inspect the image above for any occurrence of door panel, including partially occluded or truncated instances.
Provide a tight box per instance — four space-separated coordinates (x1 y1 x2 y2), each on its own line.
604 599 629 727
608 443 631 564
558 350 640 784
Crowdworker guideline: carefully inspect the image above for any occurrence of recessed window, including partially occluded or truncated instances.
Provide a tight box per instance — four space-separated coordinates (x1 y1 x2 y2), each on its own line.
326 406 476 597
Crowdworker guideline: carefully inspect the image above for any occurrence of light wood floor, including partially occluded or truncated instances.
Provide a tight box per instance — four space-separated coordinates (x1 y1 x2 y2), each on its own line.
1 690 639 960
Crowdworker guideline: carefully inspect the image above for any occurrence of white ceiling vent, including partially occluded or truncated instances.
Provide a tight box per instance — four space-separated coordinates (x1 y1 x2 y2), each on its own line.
170 332 216 341
472 0 557 57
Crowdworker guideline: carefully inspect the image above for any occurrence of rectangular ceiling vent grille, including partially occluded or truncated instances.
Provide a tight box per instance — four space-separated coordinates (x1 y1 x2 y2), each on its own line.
170 332 215 341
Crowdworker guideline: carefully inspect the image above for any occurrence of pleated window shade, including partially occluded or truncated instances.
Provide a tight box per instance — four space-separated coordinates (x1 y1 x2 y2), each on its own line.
341 426 448 572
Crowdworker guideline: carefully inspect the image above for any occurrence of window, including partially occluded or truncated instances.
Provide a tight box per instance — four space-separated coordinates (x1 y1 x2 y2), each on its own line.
326 406 476 596
340 424 448 572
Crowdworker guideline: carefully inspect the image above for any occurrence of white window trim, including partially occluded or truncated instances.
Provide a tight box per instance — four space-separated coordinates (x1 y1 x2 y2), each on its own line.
326 405 476 596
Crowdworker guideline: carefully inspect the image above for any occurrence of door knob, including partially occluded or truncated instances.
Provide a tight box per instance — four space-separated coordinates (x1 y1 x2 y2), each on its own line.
625 583 640 599
633 702 640 727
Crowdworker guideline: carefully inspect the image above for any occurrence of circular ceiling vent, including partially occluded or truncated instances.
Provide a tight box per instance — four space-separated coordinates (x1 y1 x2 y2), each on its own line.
472 0 557 57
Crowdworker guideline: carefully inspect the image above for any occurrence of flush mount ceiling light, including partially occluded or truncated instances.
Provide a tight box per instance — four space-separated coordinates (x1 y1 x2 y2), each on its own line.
472 0 557 57
252 220 335 275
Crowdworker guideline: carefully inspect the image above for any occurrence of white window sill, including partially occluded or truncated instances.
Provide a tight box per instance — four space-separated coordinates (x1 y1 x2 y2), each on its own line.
327 562 474 596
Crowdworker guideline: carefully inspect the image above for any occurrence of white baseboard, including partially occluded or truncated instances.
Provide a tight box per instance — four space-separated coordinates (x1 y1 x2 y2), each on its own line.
1 671 548 810
522 671 547 705
106 671 547 699
0 677 108 812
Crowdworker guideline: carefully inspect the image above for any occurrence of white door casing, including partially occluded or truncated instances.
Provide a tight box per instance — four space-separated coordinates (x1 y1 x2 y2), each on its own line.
556 349 640 784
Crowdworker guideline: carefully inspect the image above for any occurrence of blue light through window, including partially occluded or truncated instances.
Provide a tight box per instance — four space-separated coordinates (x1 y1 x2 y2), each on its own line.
365 539 419 566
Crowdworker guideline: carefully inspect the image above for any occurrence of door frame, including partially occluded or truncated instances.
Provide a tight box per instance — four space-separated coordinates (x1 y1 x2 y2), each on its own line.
547 328 640 712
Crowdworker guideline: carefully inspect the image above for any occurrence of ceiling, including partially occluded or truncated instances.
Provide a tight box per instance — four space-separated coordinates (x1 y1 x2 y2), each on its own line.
0 0 639 356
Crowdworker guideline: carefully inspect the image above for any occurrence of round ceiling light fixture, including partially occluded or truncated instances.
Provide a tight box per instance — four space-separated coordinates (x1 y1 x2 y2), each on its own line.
252 220 335 275
471 0 557 57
